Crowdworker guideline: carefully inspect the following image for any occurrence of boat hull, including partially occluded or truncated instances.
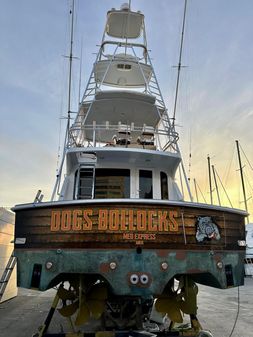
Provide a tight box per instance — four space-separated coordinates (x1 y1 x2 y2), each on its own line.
14 201 245 295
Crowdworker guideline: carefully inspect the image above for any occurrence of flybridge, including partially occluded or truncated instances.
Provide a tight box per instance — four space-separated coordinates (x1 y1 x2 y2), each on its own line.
67 4 179 153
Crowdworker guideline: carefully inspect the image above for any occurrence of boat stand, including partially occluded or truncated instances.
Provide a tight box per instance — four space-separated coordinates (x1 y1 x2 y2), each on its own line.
32 288 61 337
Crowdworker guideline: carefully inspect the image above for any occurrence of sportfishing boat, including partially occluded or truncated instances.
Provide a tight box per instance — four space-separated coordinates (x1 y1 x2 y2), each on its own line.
13 3 246 336
245 223 253 276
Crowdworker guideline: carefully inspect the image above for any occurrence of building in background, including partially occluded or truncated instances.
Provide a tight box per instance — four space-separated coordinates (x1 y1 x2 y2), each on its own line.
0 207 17 303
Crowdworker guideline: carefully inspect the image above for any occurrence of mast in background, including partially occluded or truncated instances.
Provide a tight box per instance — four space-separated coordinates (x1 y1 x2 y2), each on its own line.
193 178 199 202
212 164 221 206
236 140 249 223
207 155 213 205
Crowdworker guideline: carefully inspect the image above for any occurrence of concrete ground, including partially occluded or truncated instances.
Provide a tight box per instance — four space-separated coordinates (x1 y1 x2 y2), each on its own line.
0 278 252 337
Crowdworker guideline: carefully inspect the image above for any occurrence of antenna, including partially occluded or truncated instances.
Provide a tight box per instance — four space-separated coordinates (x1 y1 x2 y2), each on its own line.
172 0 188 129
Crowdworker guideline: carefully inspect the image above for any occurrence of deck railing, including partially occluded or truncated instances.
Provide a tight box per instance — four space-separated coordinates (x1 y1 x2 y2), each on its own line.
68 122 179 152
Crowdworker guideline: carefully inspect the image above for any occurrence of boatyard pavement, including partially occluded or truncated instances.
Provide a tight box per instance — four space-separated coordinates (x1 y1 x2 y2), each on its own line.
0 277 252 337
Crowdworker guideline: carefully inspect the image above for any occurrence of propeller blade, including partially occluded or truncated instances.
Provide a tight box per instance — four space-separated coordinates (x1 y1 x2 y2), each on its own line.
69 278 80 293
88 283 108 300
180 287 198 315
58 287 76 301
58 301 79 317
75 302 90 325
155 297 183 323
87 299 105 319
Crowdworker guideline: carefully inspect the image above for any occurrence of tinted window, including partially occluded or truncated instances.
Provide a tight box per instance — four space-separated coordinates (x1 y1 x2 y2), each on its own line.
95 169 130 198
139 170 153 199
160 171 168 200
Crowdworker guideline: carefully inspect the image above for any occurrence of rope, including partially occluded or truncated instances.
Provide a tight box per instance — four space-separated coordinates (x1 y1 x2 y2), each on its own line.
240 143 253 171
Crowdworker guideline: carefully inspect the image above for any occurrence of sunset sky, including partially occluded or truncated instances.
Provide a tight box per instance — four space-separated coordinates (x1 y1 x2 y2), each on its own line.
0 0 253 220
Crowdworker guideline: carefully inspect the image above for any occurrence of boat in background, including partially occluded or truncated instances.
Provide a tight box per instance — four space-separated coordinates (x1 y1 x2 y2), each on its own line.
13 3 246 336
245 223 253 276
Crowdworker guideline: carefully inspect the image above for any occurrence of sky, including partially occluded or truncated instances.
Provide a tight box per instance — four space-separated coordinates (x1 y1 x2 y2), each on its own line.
0 0 253 220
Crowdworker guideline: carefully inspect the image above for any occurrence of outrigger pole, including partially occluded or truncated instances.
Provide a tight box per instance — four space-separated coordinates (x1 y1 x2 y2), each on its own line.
67 0 75 143
170 0 193 202
172 0 188 129
51 0 75 201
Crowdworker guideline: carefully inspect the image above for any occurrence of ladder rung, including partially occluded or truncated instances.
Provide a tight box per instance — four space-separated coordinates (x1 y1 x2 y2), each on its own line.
0 252 16 301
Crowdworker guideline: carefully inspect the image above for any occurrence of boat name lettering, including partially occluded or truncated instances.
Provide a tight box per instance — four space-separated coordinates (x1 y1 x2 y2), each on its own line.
50 209 178 233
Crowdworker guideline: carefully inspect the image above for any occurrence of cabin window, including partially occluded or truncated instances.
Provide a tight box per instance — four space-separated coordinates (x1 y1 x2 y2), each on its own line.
117 63 132 71
160 172 168 200
139 170 153 199
77 167 94 199
94 169 130 198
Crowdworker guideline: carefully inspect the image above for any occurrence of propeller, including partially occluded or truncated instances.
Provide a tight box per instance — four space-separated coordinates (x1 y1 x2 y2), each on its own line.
57 280 108 326
155 276 198 323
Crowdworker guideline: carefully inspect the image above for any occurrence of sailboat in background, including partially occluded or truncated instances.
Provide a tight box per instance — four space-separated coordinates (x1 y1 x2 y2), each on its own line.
245 223 253 276
12 2 246 336
235 140 253 276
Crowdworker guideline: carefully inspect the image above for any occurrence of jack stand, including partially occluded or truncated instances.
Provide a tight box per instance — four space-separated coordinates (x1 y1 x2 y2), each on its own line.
190 314 202 334
165 314 203 336
32 286 61 337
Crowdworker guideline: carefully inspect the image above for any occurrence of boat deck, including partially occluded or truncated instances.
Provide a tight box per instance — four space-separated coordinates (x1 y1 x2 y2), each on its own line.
0 278 252 337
